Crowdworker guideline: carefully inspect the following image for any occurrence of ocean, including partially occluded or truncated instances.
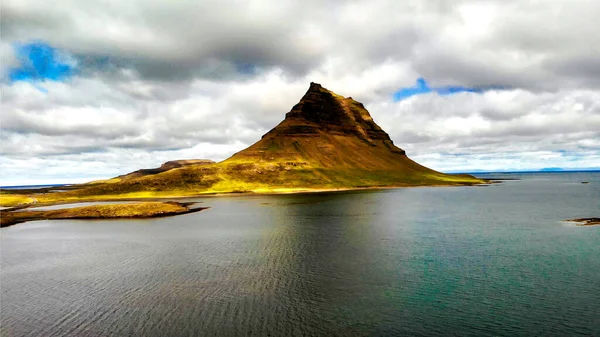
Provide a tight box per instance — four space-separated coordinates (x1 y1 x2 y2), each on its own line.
1 172 599 336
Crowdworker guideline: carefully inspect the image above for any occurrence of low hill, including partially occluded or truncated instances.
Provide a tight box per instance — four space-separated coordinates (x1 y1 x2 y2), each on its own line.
108 159 215 182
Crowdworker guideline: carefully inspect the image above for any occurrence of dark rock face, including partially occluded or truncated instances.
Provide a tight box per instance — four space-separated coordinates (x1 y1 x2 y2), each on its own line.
286 82 350 125
267 82 404 154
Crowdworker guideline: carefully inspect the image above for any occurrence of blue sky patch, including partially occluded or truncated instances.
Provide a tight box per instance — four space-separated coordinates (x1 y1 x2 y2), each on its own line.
394 78 502 101
234 62 258 75
9 42 76 84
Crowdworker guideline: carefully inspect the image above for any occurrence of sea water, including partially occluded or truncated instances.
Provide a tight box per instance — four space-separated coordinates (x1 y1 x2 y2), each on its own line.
1 172 599 336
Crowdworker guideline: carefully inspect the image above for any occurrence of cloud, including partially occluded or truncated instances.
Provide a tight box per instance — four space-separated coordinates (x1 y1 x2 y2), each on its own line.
3 0 597 89
1 0 599 185
393 77 503 101
371 88 600 162
8 41 76 84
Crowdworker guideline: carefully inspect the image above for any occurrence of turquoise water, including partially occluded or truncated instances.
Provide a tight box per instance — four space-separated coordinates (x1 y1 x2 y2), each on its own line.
1 172 599 336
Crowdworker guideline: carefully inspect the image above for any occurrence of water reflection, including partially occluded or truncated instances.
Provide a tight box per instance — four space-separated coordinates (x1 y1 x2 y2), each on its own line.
239 191 403 335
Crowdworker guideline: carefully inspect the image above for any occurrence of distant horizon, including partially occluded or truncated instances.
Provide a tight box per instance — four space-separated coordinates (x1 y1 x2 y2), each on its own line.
448 168 600 174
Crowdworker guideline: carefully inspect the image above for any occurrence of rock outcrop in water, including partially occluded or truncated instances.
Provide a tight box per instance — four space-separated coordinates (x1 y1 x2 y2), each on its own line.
566 218 600 226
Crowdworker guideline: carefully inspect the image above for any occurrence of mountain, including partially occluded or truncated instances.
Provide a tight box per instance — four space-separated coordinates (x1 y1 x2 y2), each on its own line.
68 82 481 199
0 82 484 208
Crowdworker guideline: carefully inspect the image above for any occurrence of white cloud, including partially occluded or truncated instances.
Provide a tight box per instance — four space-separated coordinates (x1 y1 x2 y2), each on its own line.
1 0 599 185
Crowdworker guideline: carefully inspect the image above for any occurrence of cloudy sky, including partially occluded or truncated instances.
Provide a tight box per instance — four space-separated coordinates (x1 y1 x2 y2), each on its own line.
1 0 599 185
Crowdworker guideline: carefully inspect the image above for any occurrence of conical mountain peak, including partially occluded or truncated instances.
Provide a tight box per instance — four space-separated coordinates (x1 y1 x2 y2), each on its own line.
265 83 402 151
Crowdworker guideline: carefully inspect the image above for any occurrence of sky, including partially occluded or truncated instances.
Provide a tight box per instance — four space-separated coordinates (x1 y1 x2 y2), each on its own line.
1 0 599 185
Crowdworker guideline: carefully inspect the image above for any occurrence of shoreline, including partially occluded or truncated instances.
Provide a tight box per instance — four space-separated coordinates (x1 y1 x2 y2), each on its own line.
192 182 491 198
0 181 491 208
0 183 491 228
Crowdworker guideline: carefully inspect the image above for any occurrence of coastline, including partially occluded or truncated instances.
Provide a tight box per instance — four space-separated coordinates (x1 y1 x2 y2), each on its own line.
0 181 491 228
0 183 489 227
0 181 490 207
186 182 491 197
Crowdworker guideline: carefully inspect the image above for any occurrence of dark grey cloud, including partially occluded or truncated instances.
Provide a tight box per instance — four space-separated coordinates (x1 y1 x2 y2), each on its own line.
3 0 598 90
0 3 67 36
544 55 600 88
1 0 333 81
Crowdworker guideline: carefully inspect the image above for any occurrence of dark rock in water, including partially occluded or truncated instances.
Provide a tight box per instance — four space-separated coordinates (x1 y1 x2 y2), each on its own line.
566 217 600 226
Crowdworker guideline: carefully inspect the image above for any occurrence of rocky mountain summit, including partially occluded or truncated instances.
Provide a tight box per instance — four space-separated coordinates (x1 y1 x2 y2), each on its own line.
228 82 409 168
266 82 402 152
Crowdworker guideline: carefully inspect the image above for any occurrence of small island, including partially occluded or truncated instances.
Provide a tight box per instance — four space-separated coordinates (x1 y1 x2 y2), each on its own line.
0 202 207 228
566 218 600 226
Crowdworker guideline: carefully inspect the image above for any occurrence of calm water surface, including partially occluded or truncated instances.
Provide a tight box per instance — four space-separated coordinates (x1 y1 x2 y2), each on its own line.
1 172 599 336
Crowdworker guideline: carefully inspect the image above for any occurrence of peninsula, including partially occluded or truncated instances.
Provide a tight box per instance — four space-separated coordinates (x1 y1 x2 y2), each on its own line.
1 83 484 212
0 202 207 228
